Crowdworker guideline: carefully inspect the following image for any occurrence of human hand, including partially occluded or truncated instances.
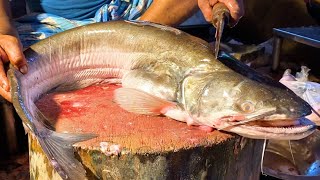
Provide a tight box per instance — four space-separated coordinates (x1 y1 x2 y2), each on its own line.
0 34 27 102
198 0 244 27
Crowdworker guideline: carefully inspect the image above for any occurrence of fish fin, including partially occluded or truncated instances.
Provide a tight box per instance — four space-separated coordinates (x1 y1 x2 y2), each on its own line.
114 88 176 115
36 126 97 180
31 102 56 131
31 100 97 180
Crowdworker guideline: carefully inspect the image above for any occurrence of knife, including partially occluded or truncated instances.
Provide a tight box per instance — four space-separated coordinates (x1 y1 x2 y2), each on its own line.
211 3 230 58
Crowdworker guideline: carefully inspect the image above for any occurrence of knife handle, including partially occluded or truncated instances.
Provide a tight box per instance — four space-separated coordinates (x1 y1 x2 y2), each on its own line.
211 2 230 28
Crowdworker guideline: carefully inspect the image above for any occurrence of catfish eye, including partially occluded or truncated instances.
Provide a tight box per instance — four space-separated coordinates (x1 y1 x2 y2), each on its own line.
240 101 255 113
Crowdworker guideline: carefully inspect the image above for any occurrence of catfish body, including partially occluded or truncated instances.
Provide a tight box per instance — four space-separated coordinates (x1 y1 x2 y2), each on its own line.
8 21 315 179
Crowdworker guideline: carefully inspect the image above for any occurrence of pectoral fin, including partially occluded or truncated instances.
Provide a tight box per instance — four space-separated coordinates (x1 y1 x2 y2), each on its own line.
114 88 176 115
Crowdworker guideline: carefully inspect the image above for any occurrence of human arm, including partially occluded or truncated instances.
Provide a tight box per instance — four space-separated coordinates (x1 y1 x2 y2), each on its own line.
198 0 244 26
139 0 243 27
139 0 198 26
0 0 27 102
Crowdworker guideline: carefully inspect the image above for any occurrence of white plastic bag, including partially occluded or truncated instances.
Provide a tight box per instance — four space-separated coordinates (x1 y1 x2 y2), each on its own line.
279 66 320 125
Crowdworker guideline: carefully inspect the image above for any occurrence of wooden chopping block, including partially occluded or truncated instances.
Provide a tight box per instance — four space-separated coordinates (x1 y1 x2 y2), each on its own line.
29 84 264 179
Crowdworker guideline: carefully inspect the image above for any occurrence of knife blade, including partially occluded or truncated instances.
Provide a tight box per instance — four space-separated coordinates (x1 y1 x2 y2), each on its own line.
211 3 230 58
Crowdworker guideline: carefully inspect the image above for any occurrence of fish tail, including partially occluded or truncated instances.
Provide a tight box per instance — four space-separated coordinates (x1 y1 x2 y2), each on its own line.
35 126 96 180
30 102 97 180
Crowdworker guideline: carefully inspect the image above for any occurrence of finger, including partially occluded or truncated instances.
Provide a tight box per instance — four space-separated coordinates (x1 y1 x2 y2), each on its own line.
0 47 10 91
219 0 244 25
0 86 12 102
0 35 28 74
0 59 9 92
208 0 219 6
0 62 12 102
198 0 218 22
0 45 9 63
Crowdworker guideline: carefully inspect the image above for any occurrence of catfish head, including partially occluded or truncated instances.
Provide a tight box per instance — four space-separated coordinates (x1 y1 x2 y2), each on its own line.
183 70 316 140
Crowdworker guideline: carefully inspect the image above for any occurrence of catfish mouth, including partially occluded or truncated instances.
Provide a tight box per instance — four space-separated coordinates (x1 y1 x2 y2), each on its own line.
219 110 317 140
228 115 314 129
245 114 302 128
228 117 316 140
224 108 313 129
246 117 302 127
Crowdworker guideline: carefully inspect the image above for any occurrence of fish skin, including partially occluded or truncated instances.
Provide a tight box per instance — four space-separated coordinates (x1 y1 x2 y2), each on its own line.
7 20 315 179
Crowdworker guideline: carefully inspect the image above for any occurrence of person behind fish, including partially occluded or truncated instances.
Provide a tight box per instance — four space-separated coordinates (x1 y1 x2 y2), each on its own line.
0 0 244 102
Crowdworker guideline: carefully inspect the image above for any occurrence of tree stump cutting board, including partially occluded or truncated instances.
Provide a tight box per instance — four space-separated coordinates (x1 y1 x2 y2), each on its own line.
29 84 264 179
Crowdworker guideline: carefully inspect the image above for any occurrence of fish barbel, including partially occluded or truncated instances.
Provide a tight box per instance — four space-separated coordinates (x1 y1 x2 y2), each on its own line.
7 21 315 179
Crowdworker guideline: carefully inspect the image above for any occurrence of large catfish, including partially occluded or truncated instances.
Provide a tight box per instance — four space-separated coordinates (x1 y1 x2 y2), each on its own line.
8 21 315 179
